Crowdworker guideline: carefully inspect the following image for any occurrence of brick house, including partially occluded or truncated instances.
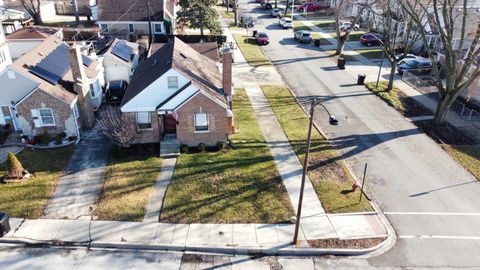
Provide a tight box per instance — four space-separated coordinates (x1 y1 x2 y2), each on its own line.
0 35 103 140
120 37 234 151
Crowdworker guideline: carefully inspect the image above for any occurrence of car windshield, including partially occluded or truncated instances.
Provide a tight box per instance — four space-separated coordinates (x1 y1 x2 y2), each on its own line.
285 19 292 22
303 33 311 37
273 9 279 11
259 33 268 38
405 60 418 67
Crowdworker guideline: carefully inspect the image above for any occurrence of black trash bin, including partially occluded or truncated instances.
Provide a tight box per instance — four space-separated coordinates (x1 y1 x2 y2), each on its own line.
314 39 320 47
337 58 346 69
357 74 366 85
252 30 258 38
0 212 10 237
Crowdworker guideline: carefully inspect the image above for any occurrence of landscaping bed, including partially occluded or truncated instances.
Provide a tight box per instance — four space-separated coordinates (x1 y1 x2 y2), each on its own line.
231 31 271 67
308 237 386 249
0 146 73 218
159 89 294 223
94 144 162 221
261 85 372 213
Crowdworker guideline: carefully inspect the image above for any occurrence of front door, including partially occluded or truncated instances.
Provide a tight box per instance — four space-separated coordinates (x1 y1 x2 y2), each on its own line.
163 114 177 136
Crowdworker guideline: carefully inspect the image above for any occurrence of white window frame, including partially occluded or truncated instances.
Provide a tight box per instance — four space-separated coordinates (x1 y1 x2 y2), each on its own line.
136 112 152 130
194 113 209 132
37 108 55 127
167 76 178 88
100 24 108 34
128 23 134 33
154 23 162 33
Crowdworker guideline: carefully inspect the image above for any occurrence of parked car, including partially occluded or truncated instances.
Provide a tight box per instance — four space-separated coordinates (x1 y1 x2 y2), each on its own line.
279 17 293 28
106 80 128 104
397 59 435 75
297 2 324 12
395 53 420 65
255 32 270 45
339 21 359 31
271 8 281 17
263 2 273 10
359 33 384 46
240 16 255 28
294 30 313 43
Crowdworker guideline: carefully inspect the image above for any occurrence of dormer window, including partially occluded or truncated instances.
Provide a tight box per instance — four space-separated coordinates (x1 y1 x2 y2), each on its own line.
167 76 178 88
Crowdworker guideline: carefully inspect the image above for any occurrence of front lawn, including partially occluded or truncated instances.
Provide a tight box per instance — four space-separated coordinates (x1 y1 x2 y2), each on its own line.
232 33 271 67
313 21 336 29
443 145 480 180
293 21 332 45
262 85 372 213
159 89 294 223
94 145 162 221
0 147 74 218
330 31 365 42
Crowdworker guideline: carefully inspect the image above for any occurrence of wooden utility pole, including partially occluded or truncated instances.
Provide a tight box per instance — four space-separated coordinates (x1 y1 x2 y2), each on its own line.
293 98 316 245
73 0 80 25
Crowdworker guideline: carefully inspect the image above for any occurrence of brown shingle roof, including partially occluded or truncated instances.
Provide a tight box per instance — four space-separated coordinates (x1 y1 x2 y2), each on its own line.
150 42 220 62
6 26 60 40
121 37 226 107
97 0 164 22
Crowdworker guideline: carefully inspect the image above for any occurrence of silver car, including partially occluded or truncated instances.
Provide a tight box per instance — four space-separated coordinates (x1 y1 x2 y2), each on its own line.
294 30 312 43
271 8 281 17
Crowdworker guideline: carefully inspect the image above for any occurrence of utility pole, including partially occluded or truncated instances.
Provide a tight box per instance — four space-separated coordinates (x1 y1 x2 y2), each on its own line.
234 0 238 27
292 98 316 245
73 0 80 26
146 0 153 51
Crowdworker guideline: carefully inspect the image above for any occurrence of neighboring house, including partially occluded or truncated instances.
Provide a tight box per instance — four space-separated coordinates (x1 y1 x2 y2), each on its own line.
6 26 62 59
120 37 234 147
91 0 176 38
101 38 139 83
0 20 12 72
0 0 57 23
53 0 91 16
150 41 220 61
0 36 103 139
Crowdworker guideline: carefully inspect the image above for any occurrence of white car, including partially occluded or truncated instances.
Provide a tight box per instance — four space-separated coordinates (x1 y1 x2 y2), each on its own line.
271 8 281 17
339 21 359 31
279 17 293 28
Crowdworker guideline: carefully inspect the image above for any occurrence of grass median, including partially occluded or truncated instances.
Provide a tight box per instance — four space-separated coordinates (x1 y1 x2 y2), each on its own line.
232 31 271 67
0 147 73 218
262 85 372 213
94 145 162 221
443 145 480 180
159 89 294 223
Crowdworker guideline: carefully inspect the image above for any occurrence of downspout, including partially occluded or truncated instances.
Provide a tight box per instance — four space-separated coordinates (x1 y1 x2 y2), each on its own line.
73 101 81 144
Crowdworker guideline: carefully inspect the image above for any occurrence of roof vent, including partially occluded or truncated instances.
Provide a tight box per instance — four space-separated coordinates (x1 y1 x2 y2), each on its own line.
152 59 157 67
38 52 44 57
180 53 187 59
7 70 16 80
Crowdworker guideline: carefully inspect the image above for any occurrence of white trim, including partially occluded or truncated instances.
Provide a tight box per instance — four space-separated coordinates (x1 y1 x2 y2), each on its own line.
194 112 209 132
0 108 5 125
38 108 55 127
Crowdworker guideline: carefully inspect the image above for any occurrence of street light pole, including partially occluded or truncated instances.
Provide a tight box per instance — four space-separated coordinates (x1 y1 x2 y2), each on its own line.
291 1 295 21
293 98 316 245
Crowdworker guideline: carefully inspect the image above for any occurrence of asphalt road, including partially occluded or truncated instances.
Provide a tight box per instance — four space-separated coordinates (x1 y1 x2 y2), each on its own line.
238 1 480 268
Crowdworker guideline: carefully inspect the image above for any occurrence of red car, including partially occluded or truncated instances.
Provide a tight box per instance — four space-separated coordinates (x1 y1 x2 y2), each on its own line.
297 2 324 12
255 32 269 45
359 33 384 46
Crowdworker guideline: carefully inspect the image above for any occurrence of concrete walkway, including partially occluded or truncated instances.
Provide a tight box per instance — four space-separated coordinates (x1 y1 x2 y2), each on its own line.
143 158 176 223
43 127 112 219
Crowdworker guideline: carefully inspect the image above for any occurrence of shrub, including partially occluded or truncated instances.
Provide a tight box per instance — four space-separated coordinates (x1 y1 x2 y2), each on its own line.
216 141 225 150
180 144 189 153
33 135 42 145
54 134 63 145
68 136 77 142
39 131 51 145
6 152 24 179
197 143 206 152
58 132 67 139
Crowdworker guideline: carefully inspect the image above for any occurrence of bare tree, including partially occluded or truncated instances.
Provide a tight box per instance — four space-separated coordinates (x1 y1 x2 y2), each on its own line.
97 106 138 148
333 0 371 55
401 0 480 124
370 0 427 90
19 0 43 25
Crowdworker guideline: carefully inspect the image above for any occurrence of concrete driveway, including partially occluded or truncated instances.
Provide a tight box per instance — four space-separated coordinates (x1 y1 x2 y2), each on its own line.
239 1 480 267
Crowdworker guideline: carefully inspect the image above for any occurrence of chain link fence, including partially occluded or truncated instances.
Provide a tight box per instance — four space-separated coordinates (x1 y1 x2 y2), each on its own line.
402 71 480 126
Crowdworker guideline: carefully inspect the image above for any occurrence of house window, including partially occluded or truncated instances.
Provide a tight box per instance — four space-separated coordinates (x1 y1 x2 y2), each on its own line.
167 76 178 88
154 23 162 33
100 24 108 34
137 112 152 130
38 108 55 126
194 113 208 132
0 50 5 64
128 23 134 33
90 83 95 97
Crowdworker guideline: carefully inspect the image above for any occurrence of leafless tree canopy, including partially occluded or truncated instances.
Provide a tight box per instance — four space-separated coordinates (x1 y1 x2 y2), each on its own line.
401 0 480 123
96 106 138 148
19 0 43 24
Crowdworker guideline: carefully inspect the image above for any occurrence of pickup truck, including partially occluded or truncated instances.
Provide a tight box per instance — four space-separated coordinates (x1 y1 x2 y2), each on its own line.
297 2 328 12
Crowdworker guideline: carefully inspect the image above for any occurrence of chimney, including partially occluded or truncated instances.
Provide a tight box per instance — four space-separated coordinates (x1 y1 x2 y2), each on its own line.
221 44 233 108
68 43 95 129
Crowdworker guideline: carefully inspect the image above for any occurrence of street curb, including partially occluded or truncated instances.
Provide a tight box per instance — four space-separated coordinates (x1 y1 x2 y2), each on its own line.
0 237 389 257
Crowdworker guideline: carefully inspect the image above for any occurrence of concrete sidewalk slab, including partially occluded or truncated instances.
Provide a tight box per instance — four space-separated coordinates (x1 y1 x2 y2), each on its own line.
256 224 279 245
143 158 176 223
301 215 338 240
329 214 378 239
208 224 233 247
278 258 315 270
89 221 127 242
5 218 24 237
171 224 189 246
122 222 158 243
232 224 257 246
12 219 37 239
55 219 91 243
13 219 64 241
154 223 176 244
186 224 210 246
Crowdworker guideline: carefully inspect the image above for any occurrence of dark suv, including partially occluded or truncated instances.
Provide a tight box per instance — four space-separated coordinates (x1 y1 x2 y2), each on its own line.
397 59 435 75
106 80 128 104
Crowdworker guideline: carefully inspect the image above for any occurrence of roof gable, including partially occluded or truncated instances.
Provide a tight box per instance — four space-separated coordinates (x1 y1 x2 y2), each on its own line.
97 0 164 22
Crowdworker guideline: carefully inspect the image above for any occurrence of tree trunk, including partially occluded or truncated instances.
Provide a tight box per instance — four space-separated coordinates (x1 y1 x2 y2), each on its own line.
387 61 396 91
335 35 346 55
284 2 290 15
32 13 43 25
433 93 457 124
200 26 204 38
275 0 277 8
226 0 229 13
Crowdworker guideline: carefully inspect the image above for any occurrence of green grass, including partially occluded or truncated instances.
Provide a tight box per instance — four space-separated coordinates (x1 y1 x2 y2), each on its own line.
443 145 480 180
159 89 294 223
314 21 336 29
217 4 234 19
94 151 162 221
232 33 271 67
330 31 365 42
0 147 74 218
365 80 407 112
261 85 372 213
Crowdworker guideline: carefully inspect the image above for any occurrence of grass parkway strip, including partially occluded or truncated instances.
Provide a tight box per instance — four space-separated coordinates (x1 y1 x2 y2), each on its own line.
261 85 373 213
231 27 272 67
159 89 294 224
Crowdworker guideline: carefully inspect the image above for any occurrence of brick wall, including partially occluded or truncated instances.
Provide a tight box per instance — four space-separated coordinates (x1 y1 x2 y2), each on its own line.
15 89 76 137
124 111 161 144
176 93 228 146
1 106 12 126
